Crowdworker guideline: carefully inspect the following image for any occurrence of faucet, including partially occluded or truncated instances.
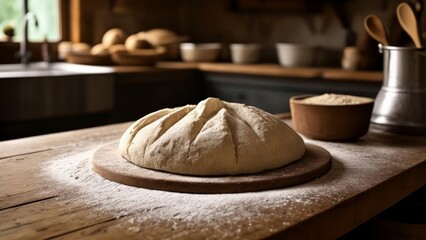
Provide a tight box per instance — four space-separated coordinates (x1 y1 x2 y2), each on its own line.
19 0 39 65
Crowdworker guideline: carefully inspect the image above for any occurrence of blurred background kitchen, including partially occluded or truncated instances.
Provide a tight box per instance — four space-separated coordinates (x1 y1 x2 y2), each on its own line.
0 0 423 140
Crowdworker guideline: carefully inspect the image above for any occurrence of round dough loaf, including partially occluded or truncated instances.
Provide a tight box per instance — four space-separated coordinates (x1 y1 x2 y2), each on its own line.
119 98 305 176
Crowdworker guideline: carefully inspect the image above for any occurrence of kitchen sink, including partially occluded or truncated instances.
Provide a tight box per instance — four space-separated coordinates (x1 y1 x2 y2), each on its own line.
0 62 113 78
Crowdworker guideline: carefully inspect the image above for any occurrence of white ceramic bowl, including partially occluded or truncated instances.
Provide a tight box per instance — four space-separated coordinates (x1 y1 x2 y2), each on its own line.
276 43 318 67
230 43 260 64
180 43 222 62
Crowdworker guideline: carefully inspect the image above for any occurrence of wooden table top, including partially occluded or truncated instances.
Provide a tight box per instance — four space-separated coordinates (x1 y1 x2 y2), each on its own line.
0 120 425 239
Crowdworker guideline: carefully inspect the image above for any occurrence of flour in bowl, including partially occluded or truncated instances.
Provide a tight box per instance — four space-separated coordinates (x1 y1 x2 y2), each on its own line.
301 94 373 105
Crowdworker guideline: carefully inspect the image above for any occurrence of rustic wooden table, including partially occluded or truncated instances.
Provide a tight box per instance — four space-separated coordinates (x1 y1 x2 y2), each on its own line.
0 120 425 239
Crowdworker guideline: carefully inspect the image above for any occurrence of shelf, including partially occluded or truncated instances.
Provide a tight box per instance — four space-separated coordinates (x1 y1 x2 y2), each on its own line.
157 62 383 82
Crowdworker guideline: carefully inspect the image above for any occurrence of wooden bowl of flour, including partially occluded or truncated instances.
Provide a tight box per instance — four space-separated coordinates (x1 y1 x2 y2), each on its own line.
290 94 374 141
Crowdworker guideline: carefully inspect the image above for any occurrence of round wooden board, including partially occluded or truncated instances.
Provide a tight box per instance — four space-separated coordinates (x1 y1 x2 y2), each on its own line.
91 143 332 193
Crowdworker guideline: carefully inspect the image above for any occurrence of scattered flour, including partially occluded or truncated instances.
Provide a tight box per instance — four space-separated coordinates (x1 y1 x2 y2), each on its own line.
301 93 373 105
40 131 410 238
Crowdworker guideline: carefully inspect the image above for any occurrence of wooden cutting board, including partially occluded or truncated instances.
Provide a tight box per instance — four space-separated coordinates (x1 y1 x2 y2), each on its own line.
91 143 332 193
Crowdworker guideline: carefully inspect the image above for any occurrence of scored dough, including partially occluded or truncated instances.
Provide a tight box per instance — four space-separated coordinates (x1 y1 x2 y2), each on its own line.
119 97 305 176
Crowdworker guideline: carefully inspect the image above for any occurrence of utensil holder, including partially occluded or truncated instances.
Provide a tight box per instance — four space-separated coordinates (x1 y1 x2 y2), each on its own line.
371 45 426 134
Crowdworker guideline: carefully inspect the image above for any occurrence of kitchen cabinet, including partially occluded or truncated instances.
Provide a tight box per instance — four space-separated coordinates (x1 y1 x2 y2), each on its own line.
157 62 383 114
112 68 201 122
0 63 114 140
203 72 382 113
0 62 383 140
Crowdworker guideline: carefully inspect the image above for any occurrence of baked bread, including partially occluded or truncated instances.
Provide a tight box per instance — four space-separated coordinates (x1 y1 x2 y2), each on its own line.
119 98 305 176
102 28 126 48
58 41 73 59
142 28 180 46
91 43 109 55
71 42 91 53
125 34 152 50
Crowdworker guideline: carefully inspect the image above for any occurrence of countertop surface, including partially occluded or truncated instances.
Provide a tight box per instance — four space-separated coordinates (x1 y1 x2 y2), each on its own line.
0 119 424 239
156 62 384 82
0 61 383 82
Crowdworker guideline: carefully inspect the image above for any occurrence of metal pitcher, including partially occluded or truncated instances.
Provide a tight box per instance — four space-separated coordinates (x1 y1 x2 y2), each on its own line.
371 45 426 135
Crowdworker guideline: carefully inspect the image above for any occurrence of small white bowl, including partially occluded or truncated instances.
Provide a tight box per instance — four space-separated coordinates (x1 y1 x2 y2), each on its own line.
230 43 260 64
276 43 318 67
180 43 222 62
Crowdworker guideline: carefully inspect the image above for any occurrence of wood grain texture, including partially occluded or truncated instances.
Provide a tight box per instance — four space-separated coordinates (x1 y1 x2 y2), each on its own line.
322 68 383 82
198 63 323 78
156 62 383 82
0 119 425 239
0 74 114 122
91 143 332 193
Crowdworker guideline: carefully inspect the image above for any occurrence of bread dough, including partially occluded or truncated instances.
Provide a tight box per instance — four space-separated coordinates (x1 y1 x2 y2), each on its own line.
119 98 305 176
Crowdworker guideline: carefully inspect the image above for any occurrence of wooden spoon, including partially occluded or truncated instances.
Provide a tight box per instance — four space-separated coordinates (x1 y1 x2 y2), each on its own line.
364 15 390 46
397 2 423 48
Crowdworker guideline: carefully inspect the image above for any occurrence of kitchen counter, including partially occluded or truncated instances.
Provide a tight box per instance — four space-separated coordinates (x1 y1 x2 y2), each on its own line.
1 119 424 239
156 62 383 82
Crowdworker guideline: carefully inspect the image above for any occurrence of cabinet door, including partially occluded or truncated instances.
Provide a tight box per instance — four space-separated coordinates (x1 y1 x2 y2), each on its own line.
205 73 316 113
113 70 199 121
204 73 381 114
206 82 309 113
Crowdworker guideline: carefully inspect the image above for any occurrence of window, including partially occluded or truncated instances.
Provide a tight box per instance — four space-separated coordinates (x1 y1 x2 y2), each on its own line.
0 0 61 42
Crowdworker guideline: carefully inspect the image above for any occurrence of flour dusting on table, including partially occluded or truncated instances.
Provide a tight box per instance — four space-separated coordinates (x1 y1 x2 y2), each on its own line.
41 132 408 239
